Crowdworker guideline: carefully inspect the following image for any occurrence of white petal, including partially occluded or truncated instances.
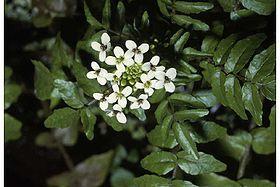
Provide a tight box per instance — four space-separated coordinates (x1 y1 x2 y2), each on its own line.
124 50 135 58
138 43 149 53
151 80 157 88
140 74 148 83
91 61 100 70
105 56 116 65
128 96 137 102
86 71 97 79
123 58 134 67
134 53 143 63
105 73 114 81
112 84 120 92
156 66 166 72
113 104 123 111
141 62 151 72
166 68 177 80
147 71 155 80
141 100 150 110
115 70 123 78
125 40 137 50
155 71 165 80
114 46 124 58
101 33 110 45
116 112 127 124
99 68 108 77
139 94 148 100
135 82 144 89
150 56 160 65
116 63 126 72
108 93 118 103
107 111 114 117
145 87 154 96
91 42 101 51
118 97 127 108
97 76 107 85
154 80 164 89
165 82 176 93
99 51 106 62
99 101 108 111
130 102 140 110
122 86 132 97
93 93 103 100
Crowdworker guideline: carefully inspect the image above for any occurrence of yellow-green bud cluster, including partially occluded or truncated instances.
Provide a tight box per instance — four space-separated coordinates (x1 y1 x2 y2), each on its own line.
121 63 143 86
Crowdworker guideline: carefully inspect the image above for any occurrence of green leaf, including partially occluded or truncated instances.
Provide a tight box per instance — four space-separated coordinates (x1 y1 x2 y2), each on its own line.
149 88 166 103
179 60 197 74
193 90 218 108
239 0 275 15
72 61 102 96
130 108 146 121
172 15 209 31
110 168 134 187
5 66 13 80
32 60 54 100
238 178 275 187
155 100 170 124
4 113 22 142
174 109 209 121
4 83 22 109
182 47 212 61
224 33 266 73
246 44 275 82
201 36 219 54
116 1 126 30
44 107 80 129
260 74 275 101
218 130 252 161
140 151 177 175
242 83 263 126
169 93 205 108
177 151 226 175
97 109 125 132
210 68 228 106
140 11 150 29
172 180 198 187
173 122 199 159
54 122 79 146
230 9 256 21
195 173 241 187
157 0 170 17
170 29 184 45
102 0 111 29
174 32 190 53
216 0 236 12
80 107 97 141
133 175 171 186
211 21 224 37
224 74 247 120
186 121 227 143
213 34 239 65
35 132 57 148
84 1 103 29
54 79 85 109
173 1 214 14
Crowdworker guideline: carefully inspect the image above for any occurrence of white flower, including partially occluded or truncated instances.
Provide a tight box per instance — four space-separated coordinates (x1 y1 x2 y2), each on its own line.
93 93 109 111
135 71 156 96
107 84 132 108
142 56 165 77
91 33 111 62
105 46 134 72
106 70 123 84
154 68 177 93
128 94 150 110
86 61 108 85
125 40 149 63
108 104 127 124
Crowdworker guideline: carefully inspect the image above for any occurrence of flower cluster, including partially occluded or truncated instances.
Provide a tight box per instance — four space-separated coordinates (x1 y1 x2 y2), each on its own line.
87 33 177 124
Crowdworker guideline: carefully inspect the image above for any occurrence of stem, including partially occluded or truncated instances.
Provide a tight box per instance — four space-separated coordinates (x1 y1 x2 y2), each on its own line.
237 145 251 179
57 142 75 171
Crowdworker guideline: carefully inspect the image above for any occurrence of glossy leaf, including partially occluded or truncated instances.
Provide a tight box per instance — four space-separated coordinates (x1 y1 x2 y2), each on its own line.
210 68 228 106
195 173 241 187
174 32 190 53
201 36 219 54
216 0 236 12
173 2 214 14
130 108 146 121
182 47 212 60
102 0 111 29
174 109 209 121
172 15 209 31
155 100 169 124
84 1 103 29
239 0 275 15
238 178 275 187
260 74 275 101
193 90 218 108
133 175 171 186
80 107 97 140
4 83 22 109
169 93 205 108
4 113 22 142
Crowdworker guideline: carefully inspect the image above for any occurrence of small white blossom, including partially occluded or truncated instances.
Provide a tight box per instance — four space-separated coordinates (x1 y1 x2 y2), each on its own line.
125 40 149 63
91 33 111 62
128 94 150 110
108 104 127 124
154 68 177 93
107 84 132 108
106 70 123 84
135 71 156 96
142 56 165 77
93 93 109 111
86 61 108 85
105 46 134 72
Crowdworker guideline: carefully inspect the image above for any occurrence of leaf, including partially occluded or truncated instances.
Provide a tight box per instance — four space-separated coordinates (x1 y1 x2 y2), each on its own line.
140 11 150 29
102 0 111 29
169 93 205 108
172 15 209 31
140 151 177 175
212 21 224 37
84 1 103 29
133 175 171 186
179 60 197 74
238 178 275 187
173 1 214 14
186 121 227 143
195 173 241 187
224 74 247 120
260 74 275 101
54 122 79 146
174 32 190 53
44 107 80 129
210 68 228 106
130 108 146 121
224 33 266 73
5 66 13 80
230 9 256 21
246 44 275 82
155 100 170 124
80 107 97 141
32 60 54 100
35 132 57 148
110 168 134 187
149 88 166 103
97 109 125 132
172 180 198 187
157 0 170 17
173 122 199 159
177 151 226 175
239 0 275 15
182 47 212 60
116 1 126 31
201 36 219 54
4 113 22 142
242 83 263 126
193 90 218 108
174 109 209 121
4 83 22 109
216 0 236 12
213 34 239 65
170 29 184 45
218 130 252 161
54 79 85 109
